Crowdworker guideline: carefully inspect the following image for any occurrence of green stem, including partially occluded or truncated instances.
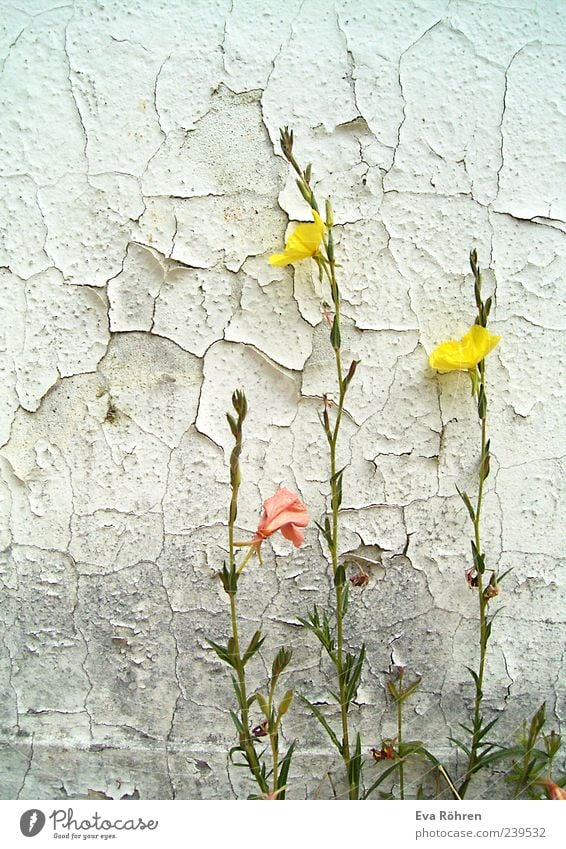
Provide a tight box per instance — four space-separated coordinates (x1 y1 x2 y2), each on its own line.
460 359 488 798
322 253 356 800
397 671 405 800
229 591 267 795
226 401 268 796
268 683 279 795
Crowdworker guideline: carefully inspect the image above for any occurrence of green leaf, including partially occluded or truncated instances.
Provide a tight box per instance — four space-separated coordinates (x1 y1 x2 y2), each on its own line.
399 740 425 758
345 644 366 706
456 486 476 522
530 702 547 742
334 564 346 588
206 638 237 668
387 680 399 701
228 744 247 766
226 413 238 437
242 630 266 666
471 541 485 575
229 711 244 734
330 315 341 350
469 367 479 397
314 520 332 548
219 563 238 595
231 676 246 711
255 691 269 720
296 178 312 204
364 762 401 799
298 609 335 658
477 384 487 419
277 690 294 724
272 647 293 681
449 736 471 758
277 740 296 800
400 677 422 703
342 359 359 392
340 583 349 618
479 439 491 481
465 664 480 687
348 732 363 798
299 696 342 754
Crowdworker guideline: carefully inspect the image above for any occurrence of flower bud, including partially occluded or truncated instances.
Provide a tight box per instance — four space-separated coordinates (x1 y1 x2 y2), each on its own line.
325 198 334 228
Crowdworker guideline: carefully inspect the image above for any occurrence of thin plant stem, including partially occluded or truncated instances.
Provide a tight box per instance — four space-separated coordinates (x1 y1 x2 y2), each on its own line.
463 362 488 795
322 254 355 799
279 129 362 800
458 252 498 799
228 592 267 794
225 393 269 796
268 678 279 794
397 668 405 800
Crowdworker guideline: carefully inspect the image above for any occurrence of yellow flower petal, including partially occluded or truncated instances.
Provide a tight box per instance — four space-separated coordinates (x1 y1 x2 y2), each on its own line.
268 210 325 267
429 324 501 373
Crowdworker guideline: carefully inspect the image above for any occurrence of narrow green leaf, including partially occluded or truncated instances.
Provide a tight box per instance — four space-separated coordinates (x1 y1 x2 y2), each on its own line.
479 439 491 481
226 413 238 437
277 740 296 800
229 711 244 734
242 630 266 666
231 677 247 713
456 486 476 522
387 680 399 701
340 583 349 617
314 520 332 547
330 315 341 350
255 691 269 719
277 690 294 723
478 384 487 419
364 762 401 799
399 740 424 758
400 677 422 703
206 638 236 668
471 541 485 575
348 732 363 797
449 736 471 758
299 696 342 754
272 647 293 680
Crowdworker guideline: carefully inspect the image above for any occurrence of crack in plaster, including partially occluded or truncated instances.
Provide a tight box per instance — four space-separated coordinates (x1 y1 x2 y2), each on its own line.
1 0 563 799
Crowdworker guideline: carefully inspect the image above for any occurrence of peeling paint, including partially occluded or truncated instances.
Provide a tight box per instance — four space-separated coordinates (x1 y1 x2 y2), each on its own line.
0 0 564 799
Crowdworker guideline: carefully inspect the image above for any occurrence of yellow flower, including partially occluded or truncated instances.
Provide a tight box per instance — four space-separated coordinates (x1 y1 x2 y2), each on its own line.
429 324 501 373
269 210 325 266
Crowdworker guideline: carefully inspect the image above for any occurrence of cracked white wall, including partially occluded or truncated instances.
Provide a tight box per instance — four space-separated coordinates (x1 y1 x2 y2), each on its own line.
0 0 564 800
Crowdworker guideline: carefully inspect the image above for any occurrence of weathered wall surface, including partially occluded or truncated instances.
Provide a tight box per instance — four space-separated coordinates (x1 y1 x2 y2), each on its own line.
0 0 564 799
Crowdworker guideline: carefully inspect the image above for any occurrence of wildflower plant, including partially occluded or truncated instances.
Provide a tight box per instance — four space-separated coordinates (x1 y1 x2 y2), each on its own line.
365 667 430 799
269 128 364 799
503 703 565 800
208 390 307 799
429 251 508 797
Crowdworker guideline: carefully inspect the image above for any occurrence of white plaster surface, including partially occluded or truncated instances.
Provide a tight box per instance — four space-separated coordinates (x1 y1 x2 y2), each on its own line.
0 0 564 800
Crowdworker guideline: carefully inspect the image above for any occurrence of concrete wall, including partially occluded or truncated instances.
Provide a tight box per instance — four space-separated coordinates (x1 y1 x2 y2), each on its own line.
0 0 564 799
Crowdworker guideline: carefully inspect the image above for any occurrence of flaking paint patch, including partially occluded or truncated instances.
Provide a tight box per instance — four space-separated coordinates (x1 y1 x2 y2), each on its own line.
0 0 564 800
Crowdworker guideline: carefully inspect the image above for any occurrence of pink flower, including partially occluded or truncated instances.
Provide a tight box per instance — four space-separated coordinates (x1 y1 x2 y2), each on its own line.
253 488 309 548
